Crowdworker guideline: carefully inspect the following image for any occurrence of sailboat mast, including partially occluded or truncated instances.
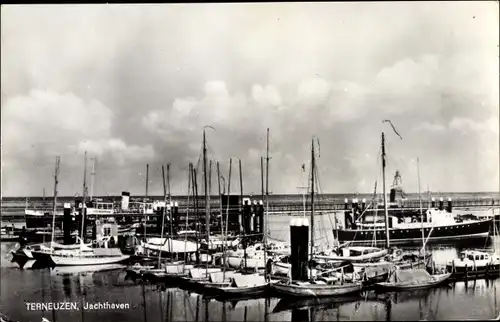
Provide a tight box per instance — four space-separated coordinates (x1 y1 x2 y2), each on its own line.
264 128 270 281
50 156 60 248
239 159 247 270
418 157 425 258
167 163 172 205
203 129 210 252
81 151 88 243
417 158 422 216
183 163 191 272
167 163 173 262
223 158 232 280
146 164 149 198
310 138 315 279
144 164 149 240
217 162 222 234
193 167 200 265
158 165 167 266
261 157 264 201
206 160 212 274
381 133 390 249
90 158 96 201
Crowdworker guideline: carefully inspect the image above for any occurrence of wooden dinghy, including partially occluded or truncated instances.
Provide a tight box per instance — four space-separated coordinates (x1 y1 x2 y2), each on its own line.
271 278 363 298
212 273 271 297
374 268 451 291
177 267 223 291
142 262 191 282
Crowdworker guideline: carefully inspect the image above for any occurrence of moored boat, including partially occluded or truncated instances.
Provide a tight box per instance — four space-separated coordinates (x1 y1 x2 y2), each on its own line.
271 279 363 297
446 249 500 279
315 246 388 263
49 248 130 266
335 210 492 246
374 267 451 291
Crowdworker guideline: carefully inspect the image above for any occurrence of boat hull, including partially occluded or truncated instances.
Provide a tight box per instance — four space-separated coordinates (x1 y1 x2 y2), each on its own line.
335 220 491 246
374 273 451 291
271 282 363 297
446 263 500 280
316 249 388 263
50 254 130 266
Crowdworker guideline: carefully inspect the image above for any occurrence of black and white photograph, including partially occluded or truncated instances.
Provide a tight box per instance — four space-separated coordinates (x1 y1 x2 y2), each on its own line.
1 2 499 321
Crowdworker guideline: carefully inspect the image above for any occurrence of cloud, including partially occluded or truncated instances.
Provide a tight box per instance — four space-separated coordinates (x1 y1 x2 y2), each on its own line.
413 122 447 133
1 89 154 195
1 3 498 195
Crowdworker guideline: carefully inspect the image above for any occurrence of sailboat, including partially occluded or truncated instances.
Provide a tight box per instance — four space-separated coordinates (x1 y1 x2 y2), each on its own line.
270 137 364 297
206 129 276 297
141 164 192 282
36 152 130 266
362 123 451 290
178 127 226 291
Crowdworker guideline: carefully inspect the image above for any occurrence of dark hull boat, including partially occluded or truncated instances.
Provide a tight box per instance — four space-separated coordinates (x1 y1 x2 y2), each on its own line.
335 218 491 246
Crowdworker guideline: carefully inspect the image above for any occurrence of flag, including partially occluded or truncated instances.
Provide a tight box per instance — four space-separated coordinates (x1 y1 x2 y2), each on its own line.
382 120 403 140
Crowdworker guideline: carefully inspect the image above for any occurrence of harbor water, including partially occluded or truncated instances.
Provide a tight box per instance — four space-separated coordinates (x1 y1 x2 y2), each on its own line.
1 213 499 321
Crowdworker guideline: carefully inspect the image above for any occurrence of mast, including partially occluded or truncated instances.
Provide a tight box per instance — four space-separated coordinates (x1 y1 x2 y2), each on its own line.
418 157 425 258
206 160 212 275
239 159 247 270
81 151 88 244
261 157 264 201
193 167 200 265
183 163 191 272
417 158 422 216
158 165 167 267
144 163 149 240
381 133 390 249
310 138 315 279
264 128 270 281
217 162 222 235
203 129 210 258
167 163 172 205
223 158 232 280
146 164 149 198
50 156 61 248
90 157 96 201
167 163 173 262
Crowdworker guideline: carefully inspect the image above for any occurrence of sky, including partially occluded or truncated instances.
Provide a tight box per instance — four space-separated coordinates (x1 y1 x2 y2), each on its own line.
1 2 499 197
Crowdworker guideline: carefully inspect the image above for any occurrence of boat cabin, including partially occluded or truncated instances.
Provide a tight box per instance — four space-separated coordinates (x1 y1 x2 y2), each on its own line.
94 219 119 248
458 250 489 262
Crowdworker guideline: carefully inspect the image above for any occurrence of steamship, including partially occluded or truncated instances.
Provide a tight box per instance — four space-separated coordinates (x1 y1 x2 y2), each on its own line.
334 199 491 246
334 172 492 246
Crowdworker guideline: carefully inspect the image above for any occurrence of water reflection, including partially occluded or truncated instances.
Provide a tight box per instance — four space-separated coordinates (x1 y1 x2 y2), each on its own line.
2 239 500 321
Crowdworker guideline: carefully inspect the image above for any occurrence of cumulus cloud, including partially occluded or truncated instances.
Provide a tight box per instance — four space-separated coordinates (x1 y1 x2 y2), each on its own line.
1 2 498 195
2 89 154 195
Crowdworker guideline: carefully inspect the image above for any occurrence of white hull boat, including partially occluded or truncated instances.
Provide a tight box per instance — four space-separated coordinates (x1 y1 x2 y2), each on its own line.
316 246 388 263
142 238 199 254
50 249 130 266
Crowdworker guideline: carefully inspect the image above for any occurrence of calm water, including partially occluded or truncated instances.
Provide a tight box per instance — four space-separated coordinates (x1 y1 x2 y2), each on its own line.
1 213 500 322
